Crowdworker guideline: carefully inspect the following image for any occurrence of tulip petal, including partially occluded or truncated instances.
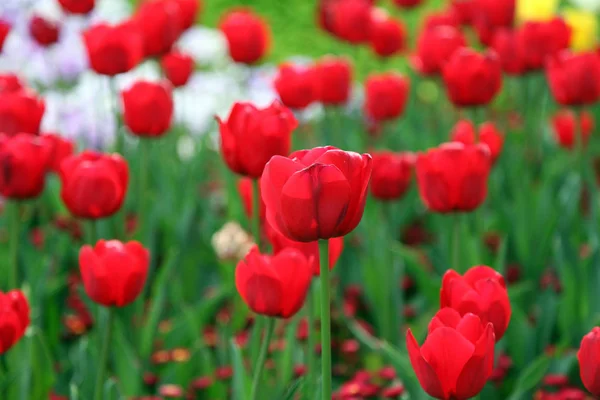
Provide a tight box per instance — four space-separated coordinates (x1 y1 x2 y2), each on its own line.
406 329 445 399
579 330 600 395
440 269 461 308
455 313 484 344
79 245 114 306
272 248 312 318
454 323 495 399
464 265 506 288
428 307 462 333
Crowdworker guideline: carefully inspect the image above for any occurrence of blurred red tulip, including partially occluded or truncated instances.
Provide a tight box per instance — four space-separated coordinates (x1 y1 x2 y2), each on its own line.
314 56 352 105
274 63 317 110
40 133 74 173
578 327 600 396
0 74 23 93
370 151 415 201
517 18 571 70
451 0 475 25
235 246 312 318
406 308 495 400
175 0 201 30
133 0 183 57
122 81 173 137
60 151 129 219
261 146 372 242
0 89 45 136
0 290 29 354
412 25 466 75
422 11 460 30
364 73 410 121
392 0 422 9
472 0 515 31
79 240 150 307
161 50 194 87
451 120 504 163
551 110 593 150
219 9 270 65
0 20 9 53
58 0 95 14
331 0 372 44
29 15 60 47
238 177 266 220
441 266 512 340
369 10 406 58
84 22 144 76
217 101 297 178
416 142 491 213
491 29 528 75
546 51 600 106
0 134 50 199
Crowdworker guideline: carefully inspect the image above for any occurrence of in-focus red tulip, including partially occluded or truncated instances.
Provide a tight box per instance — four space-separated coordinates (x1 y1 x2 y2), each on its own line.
238 177 266 220
451 0 475 25
235 246 312 318
0 134 50 199
578 327 600 396
412 25 466 75
0 89 45 136
370 151 415 201
122 80 174 137
517 18 571 70
551 110 594 150
330 0 372 44
40 133 74 173
451 120 504 163
364 73 410 121
491 29 527 75
369 10 406 58
546 51 600 107
83 22 144 76
79 240 150 307
161 50 194 87
261 146 372 242
59 151 129 219
175 0 201 30
219 9 270 65
217 101 297 178
0 74 23 93
443 48 502 107
0 290 29 354
392 0 422 9
314 56 352 105
407 308 495 400
133 0 183 58
441 266 512 340
0 20 9 53
274 64 317 110
266 222 344 276
58 0 95 14
416 142 492 213
29 15 60 47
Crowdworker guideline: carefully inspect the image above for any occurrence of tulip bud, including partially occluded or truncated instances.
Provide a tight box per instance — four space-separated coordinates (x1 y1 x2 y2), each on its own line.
219 9 270 65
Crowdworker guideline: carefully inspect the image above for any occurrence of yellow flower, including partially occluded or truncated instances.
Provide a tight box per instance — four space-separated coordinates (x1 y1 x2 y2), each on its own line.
564 8 598 52
517 0 560 22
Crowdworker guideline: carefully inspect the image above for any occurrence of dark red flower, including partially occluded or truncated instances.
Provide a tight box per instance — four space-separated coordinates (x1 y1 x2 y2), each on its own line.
0 290 29 354
0 89 45 136
441 265 512 340
450 120 504 163
412 25 466 75
0 134 50 199
175 0 201 30
40 133 74 173
451 0 476 25
58 0 95 14
274 63 317 110
370 151 415 200
364 73 410 121
369 10 406 57
59 151 129 219
416 142 492 213
517 18 571 70
133 0 183 57
314 56 352 105
122 80 173 137
551 110 593 150
161 50 194 87
392 0 422 8
219 9 270 65
0 21 9 53
29 15 60 47
79 240 150 307
0 74 22 94
330 0 373 44
491 29 528 75
546 50 600 106
235 246 312 318
261 146 372 242
217 101 297 178
578 327 600 396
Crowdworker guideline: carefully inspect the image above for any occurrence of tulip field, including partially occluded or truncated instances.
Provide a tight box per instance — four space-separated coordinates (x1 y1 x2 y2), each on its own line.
2 0 600 399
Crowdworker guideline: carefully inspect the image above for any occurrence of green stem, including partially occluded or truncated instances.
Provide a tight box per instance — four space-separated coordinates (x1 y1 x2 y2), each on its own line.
94 307 114 400
306 284 317 399
137 139 151 241
249 317 275 400
251 179 261 250
8 201 19 289
110 78 124 156
318 240 332 400
452 214 461 273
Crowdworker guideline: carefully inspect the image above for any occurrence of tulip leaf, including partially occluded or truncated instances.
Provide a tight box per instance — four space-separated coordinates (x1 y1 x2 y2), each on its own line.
507 355 551 400
231 340 251 400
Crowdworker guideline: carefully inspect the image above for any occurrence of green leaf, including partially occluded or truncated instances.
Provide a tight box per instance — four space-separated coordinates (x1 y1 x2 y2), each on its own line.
508 355 551 400
231 340 251 400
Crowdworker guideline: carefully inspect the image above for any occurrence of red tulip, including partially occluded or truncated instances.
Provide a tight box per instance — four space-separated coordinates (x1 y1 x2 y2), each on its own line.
546 51 600 107
217 101 297 178
443 48 502 107
175 0 201 30
451 0 475 25
266 223 344 276
83 22 144 76
441 265 512 340
0 134 50 199
29 15 60 47
79 240 150 307
491 29 527 75
407 308 495 400
517 18 571 70
551 110 594 150
369 10 406 58
364 73 410 121
0 89 45 136
261 146 372 242
133 0 183 58
238 177 266 220
0 20 9 53
0 74 23 93
235 246 312 318
412 25 466 75
314 56 352 105
578 327 600 396
0 290 29 354
161 50 194 87
274 64 317 110
59 151 129 219
472 0 515 31
330 0 372 44
451 120 504 163
58 0 95 14
416 142 491 213
370 151 415 201
219 9 270 65
40 133 74 173
122 81 174 137
422 12 460 30
392 0 422 9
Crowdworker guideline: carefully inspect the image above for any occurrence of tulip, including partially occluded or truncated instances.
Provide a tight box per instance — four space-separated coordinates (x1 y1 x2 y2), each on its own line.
369 11 406 58
472 0 515 30
364 73 410 121
443 48 502 107
58 0 95 14
314 56 352 105
406 308 495 400
564 8 597 52
29 15 60 47
0 20 9 53
370 151 415 201
83 22 144 77
416 142 492 213
161 50 194 87
423 11 460 30
578 327 600 396
451 120 504 163
0 134 50 199
59 151 129 219
217 101 297 178
40 133 74 173
122 81 174 137
0 74 23 93
392 0 422 8
175 0 201 30
491 29 528 75
261 146 372 242
0 290 29 354
0 89 45 136
451 0 475 25
133 0 183 58
274 64 317 110
517 18 571 70
551 110 594 150
219 9 270 65
441 265 512 340
412 25 466 75
546 51 600 106
330 0 372 44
